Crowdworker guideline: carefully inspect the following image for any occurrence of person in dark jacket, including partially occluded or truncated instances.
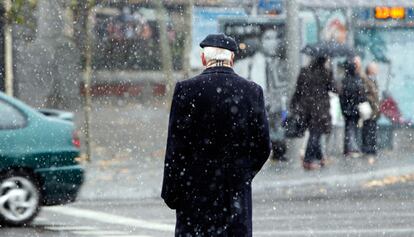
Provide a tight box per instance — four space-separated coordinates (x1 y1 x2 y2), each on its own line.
339 56 367 157
161 34 271 237
361 62 381 156
290 56 336 170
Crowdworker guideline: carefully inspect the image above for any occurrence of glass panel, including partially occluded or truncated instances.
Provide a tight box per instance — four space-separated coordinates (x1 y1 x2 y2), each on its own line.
0 100 26 129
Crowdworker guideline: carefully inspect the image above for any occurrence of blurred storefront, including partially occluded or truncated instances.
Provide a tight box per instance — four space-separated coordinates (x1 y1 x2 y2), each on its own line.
93 1 189 71
297 1 414 151
299 2 414 124
88 0 287 97
354 7 414 123
88 1 191 97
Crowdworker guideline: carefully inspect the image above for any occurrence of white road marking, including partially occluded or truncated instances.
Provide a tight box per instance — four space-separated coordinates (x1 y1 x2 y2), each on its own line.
255 211 414 221
103 236 153 237
33 217 48 222
45 226 97 231
46 206 174 232
255 228 414 236
71 230 126 235
43 223 155 237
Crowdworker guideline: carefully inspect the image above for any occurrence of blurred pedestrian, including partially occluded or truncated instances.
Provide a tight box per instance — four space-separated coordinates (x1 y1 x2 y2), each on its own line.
161 34 271 237
339 56 367 157
234 28 288 161
361 62 381 156
290 56 336 170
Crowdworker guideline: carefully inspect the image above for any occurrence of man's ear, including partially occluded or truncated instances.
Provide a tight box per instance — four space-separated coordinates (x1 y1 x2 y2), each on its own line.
201 52 207 66
230 53 235 66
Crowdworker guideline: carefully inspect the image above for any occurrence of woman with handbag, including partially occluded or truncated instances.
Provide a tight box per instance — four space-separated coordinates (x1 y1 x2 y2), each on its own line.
290 56 336 170
339 56 368 157
361 62 381 157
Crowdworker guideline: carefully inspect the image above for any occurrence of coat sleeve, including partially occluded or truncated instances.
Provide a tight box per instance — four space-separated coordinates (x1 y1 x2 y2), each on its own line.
362 77 380 118
327 70 338 93
250 87 271 176
161 82 187 209
356 77 368 104
290 68 306 113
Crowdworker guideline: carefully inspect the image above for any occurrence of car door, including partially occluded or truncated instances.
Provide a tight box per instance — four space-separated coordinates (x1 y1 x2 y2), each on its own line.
0 99 29 169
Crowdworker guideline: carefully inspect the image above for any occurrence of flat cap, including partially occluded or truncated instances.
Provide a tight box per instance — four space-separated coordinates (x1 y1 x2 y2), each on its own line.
200 34 238 52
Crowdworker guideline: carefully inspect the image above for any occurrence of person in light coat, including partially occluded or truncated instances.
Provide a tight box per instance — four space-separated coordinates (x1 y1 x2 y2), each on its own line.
361 62 381 156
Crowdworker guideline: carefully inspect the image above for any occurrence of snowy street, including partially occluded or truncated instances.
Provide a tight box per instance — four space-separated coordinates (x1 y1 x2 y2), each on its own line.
2 1 414 236
5 100 411 237
4 182 414 237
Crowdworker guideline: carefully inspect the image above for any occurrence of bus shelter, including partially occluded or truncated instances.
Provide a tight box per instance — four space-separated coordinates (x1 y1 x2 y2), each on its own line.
296 0 414 150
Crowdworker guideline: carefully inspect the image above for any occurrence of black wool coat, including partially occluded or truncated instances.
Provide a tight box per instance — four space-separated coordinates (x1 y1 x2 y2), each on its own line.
290 65 336 134
339 73 367 120
161 66 271 237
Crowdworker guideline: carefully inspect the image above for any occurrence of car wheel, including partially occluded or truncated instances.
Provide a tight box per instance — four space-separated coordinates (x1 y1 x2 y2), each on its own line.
0 171 40 226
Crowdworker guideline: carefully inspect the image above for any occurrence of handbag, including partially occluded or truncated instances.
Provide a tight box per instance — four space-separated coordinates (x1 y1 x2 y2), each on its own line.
283 113 307 138
358 101 372 121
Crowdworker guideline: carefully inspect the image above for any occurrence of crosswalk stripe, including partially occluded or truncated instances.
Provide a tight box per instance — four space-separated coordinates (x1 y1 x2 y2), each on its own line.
255 212 414 221
71 230 126 235
43 224 155 236
33 217 48 222
255 228 414 236
45 226 97 231
101 236 153 237
46 206 174 232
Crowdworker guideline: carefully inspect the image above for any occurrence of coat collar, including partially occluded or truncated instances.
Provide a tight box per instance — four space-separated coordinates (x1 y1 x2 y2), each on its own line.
201 66 235 75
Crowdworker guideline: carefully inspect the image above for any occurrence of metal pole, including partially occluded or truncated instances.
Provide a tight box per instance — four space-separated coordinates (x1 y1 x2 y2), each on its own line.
155 0 174 99
251 0 259 16
83 3 93 162
285 0 300 94
345 7 355 47
183 0 193 79
4 0 13 96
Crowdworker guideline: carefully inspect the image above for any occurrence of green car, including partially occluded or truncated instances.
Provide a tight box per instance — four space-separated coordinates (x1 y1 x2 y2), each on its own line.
0 92 84 226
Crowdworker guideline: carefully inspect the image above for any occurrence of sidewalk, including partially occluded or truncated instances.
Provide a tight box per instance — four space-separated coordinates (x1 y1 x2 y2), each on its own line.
255 151 414 199
74 99 414 201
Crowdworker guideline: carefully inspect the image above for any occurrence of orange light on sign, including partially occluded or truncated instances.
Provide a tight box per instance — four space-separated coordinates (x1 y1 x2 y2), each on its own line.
375 7 405 19
390 7 405 19
375 7 390 19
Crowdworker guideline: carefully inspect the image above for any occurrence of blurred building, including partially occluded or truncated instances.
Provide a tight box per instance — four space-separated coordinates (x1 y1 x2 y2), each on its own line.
298 1 414 123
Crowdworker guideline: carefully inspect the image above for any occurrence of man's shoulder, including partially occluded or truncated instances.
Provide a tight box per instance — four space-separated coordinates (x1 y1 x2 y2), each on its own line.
238 75 262 91
178 70 263 93
176 75 202 88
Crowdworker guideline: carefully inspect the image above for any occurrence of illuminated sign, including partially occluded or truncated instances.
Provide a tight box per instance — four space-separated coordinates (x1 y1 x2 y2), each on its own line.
375 7 405 20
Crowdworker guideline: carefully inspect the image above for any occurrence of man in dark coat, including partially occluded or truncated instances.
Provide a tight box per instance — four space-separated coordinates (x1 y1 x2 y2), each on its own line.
161 34 271 237
339 56 367 157
290 56 336 170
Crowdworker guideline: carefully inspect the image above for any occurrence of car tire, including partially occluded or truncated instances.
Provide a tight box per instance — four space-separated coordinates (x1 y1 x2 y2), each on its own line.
0 170 41 226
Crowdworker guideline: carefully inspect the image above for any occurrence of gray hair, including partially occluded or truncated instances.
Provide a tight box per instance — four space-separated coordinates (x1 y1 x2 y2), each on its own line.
203 47 234 62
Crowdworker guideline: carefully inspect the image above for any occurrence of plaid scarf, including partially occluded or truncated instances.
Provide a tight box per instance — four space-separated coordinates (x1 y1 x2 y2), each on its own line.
206 60 232 68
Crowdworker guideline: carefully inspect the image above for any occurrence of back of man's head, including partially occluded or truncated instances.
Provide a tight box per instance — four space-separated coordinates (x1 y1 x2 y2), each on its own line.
203 47 233 62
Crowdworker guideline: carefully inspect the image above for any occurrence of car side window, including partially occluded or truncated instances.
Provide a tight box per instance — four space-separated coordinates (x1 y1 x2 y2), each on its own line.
0 99 26 129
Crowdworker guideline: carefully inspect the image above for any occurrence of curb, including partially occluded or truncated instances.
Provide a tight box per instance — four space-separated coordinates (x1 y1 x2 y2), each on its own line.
254 164 414 192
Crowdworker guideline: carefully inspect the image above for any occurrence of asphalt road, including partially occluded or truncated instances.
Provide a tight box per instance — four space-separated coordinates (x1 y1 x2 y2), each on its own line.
5 101 409 237
3 182 414 237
